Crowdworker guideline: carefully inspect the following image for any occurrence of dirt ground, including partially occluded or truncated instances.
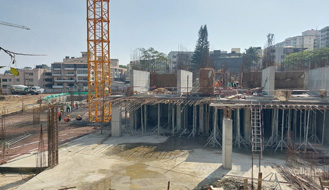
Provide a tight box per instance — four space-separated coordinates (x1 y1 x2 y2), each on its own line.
0 174 34 190
1 133 292 190
0 94 51 114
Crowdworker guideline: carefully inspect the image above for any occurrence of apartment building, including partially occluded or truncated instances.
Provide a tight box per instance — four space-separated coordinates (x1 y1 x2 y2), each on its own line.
210 49 243 74
0 67 51 94
271 29 320 67
320 26 329 48
167 51 193 73
51 52 125 90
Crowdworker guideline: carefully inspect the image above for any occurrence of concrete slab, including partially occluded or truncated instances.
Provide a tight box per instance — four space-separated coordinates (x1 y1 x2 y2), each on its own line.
2 133 291 190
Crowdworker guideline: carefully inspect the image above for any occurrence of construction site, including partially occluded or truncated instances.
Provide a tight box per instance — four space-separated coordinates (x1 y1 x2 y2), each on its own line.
2 1 329 190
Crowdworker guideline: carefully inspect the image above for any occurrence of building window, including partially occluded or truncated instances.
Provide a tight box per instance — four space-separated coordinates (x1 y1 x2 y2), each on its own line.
83 83 88 86
45 84 52 88
16 79 20 82
2 79 7 82
53 64 61 68
8 79 11 82
28 73 33 76
65 64 74 68
2 85 7 88
57 83 63 85
77 70 88 74
29 79 33 82
45 78 52 82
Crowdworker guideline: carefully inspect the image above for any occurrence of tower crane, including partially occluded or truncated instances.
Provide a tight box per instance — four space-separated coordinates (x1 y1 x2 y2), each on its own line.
0 21 30 30
87 0 111 122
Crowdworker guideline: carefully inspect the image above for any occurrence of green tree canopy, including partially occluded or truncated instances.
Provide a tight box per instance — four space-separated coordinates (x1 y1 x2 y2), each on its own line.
131 47 169 73
191 25 210 70
283 47 329 70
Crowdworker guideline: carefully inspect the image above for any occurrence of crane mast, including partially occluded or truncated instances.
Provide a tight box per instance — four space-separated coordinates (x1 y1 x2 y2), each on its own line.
87 0 111 122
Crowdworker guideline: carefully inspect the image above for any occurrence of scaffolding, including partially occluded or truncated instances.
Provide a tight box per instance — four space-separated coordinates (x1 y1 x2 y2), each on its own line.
87 0 111 122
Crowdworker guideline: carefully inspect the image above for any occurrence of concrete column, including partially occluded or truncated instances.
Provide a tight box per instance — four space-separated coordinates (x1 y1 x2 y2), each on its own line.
177 104 182 131
192 105 196 137
172 104 175 135
236 109 241 148
205 104 210 136
243 108 251 142
158 104 161 136
129 110 134 131
222 117 233 169
199 104 204 134
141 106 144 135
144 105 147 131
168 104 171 128
111 106 122 137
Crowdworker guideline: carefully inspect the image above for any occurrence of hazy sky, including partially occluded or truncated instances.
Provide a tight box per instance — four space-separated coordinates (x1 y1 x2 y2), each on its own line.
1 0 329 73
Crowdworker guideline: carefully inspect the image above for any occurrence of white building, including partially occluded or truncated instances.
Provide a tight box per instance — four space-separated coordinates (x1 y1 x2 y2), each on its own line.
167 51 193 73
51 52 126 91
272 29 320 67
320 26 329 48
0 67 51 94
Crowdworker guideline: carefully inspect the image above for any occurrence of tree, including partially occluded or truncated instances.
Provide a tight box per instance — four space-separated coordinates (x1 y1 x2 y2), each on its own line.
283 47 329 70
191 25 210 70
131 47 169 73
242 47 261 71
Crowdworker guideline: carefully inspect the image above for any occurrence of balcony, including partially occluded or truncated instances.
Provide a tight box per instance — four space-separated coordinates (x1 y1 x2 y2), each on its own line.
77 73 88 76
52 85 63 89
64 67 75 70
54 79 75 82
65 73 75 76
52 73 62 76
53 68 61 70
77 79 88 82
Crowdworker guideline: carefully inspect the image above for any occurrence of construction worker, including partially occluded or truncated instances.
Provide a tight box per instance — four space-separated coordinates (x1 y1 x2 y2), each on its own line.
76 115 82 121
58 111 62 121
66 103 70 112
73 102 76 109
75 101 79 109
64 115 71 122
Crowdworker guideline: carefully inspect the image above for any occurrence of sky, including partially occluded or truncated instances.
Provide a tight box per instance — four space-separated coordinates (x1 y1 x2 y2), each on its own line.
1 0 329 74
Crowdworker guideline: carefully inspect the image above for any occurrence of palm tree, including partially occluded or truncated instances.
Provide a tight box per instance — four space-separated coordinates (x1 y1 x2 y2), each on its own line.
243 47 261 72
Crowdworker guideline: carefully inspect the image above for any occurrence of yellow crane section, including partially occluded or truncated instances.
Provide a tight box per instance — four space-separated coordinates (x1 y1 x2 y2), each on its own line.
87 0 111 122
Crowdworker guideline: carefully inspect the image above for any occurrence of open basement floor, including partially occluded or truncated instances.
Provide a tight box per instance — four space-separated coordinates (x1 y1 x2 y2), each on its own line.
1 131 291 190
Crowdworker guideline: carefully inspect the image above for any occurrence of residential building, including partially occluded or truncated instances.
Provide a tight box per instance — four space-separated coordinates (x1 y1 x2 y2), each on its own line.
167 51 193 73
210 50 243 74
0 67 50 94
51 52 125 90
271 29 320 68
320 26 329 48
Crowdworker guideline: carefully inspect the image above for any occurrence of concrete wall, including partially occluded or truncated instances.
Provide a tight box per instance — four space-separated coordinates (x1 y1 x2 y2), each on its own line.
241 72 262 88
262 66 275 96
177 70 193 94
307 66 329 93
150 73 177 89
130 70 150 93
275 71 305 89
